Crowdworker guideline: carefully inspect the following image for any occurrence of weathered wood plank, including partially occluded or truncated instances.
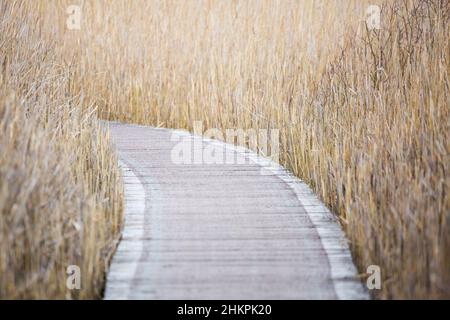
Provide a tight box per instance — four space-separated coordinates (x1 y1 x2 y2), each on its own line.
104 122 367 300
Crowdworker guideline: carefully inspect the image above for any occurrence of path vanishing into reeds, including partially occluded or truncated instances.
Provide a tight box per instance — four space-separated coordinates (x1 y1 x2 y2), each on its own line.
103 122 367 300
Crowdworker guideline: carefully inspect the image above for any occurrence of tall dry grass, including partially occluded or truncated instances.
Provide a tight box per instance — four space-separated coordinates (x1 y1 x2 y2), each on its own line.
1 0 448 299
0 1 123 299
68 0 447 298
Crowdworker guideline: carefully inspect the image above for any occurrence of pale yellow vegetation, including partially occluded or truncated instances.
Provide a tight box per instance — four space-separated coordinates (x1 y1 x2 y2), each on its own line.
0 1 123 299
1 0 448 299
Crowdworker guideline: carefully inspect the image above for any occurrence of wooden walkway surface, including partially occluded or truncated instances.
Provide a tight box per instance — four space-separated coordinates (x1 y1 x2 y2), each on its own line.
104 122 367 299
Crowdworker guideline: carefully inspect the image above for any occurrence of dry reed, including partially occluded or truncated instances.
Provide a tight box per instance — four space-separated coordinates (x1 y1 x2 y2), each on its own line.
0 0 123 299
1 0 448 299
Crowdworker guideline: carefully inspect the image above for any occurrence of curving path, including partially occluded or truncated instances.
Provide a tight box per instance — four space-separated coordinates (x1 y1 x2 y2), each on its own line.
103 122 367 300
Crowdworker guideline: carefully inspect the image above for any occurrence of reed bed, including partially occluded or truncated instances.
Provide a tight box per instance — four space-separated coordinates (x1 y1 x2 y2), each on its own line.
1 0 448 299
75 0 448 299
0 1 123 299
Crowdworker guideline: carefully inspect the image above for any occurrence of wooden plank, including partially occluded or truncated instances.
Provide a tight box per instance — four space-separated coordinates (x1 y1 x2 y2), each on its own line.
104 122 367 300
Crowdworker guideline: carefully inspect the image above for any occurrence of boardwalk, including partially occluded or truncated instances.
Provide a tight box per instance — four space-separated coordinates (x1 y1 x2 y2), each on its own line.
104 122 367 300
